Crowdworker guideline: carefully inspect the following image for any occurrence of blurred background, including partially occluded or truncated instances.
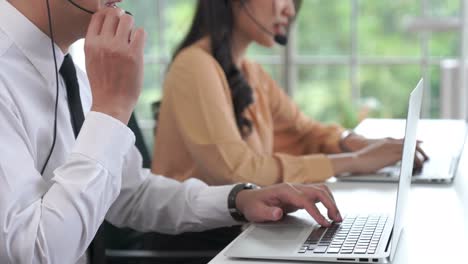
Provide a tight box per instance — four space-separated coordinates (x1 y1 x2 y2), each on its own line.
72 0 466 151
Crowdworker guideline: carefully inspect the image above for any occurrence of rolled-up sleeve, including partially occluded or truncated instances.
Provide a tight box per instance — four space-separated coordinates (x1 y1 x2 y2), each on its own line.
260 65 344 156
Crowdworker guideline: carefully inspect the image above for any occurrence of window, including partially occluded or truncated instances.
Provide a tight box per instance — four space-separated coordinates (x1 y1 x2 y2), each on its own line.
72 0 463 147
292 0 461 127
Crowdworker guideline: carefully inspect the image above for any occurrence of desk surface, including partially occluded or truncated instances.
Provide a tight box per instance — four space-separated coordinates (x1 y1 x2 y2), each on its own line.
209 151 468 264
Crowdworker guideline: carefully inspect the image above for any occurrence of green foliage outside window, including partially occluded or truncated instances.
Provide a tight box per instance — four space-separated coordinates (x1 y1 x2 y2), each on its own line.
121 0 461 132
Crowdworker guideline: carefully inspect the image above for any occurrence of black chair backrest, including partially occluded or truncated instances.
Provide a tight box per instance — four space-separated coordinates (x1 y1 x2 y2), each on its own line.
128 113 151 169
151 100 162 136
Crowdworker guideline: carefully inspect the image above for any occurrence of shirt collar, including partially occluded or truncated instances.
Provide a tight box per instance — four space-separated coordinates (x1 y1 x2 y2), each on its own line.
0 0 65 85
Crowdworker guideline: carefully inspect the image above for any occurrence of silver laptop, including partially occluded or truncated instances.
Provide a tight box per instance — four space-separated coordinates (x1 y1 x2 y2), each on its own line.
338 118 466 184
338 80 466 184
224 79 423 263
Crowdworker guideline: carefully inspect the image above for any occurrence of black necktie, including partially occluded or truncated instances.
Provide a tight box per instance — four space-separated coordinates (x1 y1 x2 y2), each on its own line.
59 54 104 263
60 54 85 138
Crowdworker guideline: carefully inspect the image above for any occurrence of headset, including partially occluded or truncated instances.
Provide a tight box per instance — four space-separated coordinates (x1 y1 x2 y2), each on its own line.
67 0 133 15
67 0 94 14
239 0 289 46
41 0 131 174
42 0 60 174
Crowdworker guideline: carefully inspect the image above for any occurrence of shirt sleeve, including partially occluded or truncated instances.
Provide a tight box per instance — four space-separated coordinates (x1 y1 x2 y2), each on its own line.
105 146 239 234
161 48 335 186
0 93 135 264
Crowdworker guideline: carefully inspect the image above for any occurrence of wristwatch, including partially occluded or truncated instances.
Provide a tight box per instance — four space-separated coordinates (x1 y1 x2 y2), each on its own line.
228 183 259 222
339 129 354 152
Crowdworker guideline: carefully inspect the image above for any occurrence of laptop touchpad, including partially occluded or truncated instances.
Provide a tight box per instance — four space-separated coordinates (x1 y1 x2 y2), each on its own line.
247 225 307 241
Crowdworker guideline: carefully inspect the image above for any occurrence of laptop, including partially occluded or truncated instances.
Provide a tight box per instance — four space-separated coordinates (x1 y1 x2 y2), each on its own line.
338 82 467 184
224 79 423 263
338 119 467 184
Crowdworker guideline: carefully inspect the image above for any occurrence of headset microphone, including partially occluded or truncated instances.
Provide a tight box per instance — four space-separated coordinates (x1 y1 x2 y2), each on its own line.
67 0 133 16
240 0 288 46
274 34 288 46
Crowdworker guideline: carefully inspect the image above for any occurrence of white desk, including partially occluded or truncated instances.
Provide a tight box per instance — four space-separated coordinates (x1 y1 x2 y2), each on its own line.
209 151 468 264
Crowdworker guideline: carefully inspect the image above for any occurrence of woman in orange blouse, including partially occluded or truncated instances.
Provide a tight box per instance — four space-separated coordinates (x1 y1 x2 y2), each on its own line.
151 0 427 186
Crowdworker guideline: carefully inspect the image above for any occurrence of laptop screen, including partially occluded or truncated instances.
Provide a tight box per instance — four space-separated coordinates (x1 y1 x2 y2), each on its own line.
390 78 423 259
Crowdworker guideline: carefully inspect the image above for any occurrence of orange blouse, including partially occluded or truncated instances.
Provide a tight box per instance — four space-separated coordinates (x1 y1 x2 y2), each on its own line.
151 41 344 186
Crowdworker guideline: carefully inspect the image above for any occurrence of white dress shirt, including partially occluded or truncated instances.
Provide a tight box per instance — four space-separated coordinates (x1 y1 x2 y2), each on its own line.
0 1 238 263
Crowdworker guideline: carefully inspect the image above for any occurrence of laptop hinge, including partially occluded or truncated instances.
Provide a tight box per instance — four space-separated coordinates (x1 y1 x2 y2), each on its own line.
385 228 394 253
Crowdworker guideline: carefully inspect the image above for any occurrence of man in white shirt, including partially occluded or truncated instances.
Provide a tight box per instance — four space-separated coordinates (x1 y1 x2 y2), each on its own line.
0 0 342 263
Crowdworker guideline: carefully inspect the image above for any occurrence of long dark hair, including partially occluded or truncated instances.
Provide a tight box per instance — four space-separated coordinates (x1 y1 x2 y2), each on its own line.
173 0 301 137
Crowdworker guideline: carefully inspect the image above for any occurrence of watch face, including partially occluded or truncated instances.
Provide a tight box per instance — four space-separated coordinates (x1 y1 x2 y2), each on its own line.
341 129 353 140
245 183 260 190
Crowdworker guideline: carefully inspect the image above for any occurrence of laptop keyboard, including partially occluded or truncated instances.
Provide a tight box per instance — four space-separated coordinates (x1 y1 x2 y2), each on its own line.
298 215 388 255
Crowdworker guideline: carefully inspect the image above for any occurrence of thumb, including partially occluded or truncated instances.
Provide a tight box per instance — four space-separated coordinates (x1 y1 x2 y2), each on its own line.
253 204 284 222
